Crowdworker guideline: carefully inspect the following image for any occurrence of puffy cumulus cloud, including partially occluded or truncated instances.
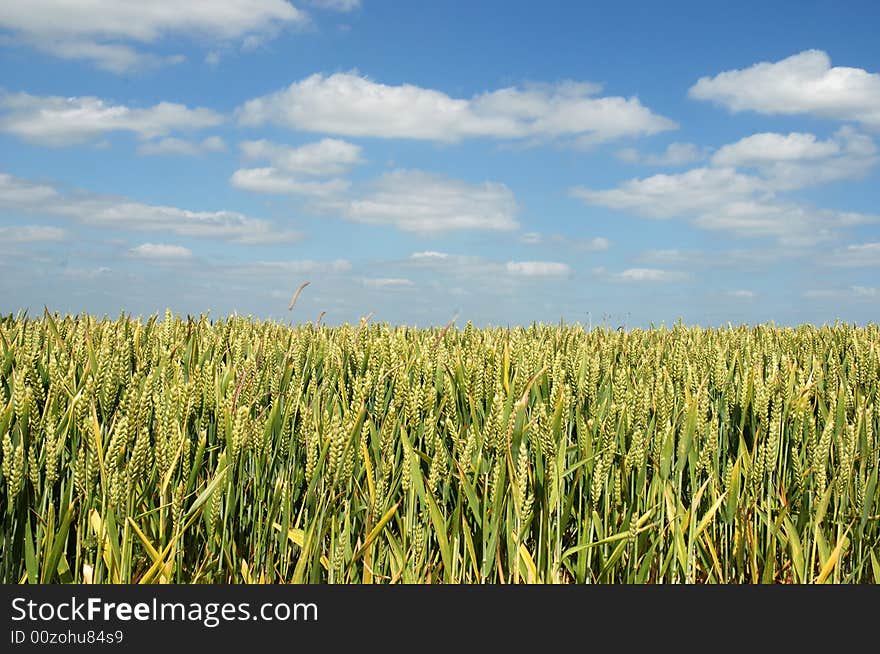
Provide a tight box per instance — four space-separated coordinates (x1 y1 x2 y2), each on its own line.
0 174 58 206
303 0 360 11
518 232 611 251
230 167 350 197
407 251 575 284
712 132 840 166
726 290 756 300
240 138 363 176
59 266 113 280
232 165 518 234
319 170 519 234
805 286 879 300
572 128 878 246
409 251 449 260
361 277 415 289
519 232 543 245
710 127 877 190
505 261 572 277
572 167 768 218
693 200 872 247
638 249 686 264
608 268 690 283
22 41 183 73
616 142 708 166
0 172 300 244
232 138 361 198
0 225 67 242
823 242 880 267
241 259 352 275
129 243 193 259
237 73 676 144
688 50 880 129
406 252 484 268
637 247 798 271
582 237 612 252
138 136 227 156
487 54 880 251
0 92 222 146
0 1 305 72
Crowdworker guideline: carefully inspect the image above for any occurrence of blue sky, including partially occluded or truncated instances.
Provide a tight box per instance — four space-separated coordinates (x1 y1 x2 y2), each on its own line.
1 0 878 327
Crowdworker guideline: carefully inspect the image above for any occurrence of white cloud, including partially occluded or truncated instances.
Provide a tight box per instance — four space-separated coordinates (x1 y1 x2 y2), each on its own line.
407 253 482 268
824 242 880 267
0 174 58 205
407 252 576 286
0 92 223 146
576 237 612 252
231 167 350 197
138 136 227 156
710 127 876 189
304 0 360 11
240 138 363 175
844 242 880 257
0 172 299 244
31 41 184 73
321 170 519 234
638 247 796 270
238 73 676 144
519 232 611 251
693 200 872 246
712 132 840 166
639 249 685 264
60 266 112 280
129 243 193 259
231 166 519 234
410 251 449 260
689 50 880 129
0 1 306 72
519 232 543 245
232 138 362 198
616 142 708 166
610 268 690 283
243 259 352 275
505 261 572 277
361 277 415 288
195 135 226 151
573 137 877 246
572 166 768 218
0 225 67 242
805 285 879 300
726 289 756 299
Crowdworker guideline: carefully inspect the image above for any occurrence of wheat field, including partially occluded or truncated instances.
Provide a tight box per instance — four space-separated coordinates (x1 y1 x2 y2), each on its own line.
1 311 878 583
